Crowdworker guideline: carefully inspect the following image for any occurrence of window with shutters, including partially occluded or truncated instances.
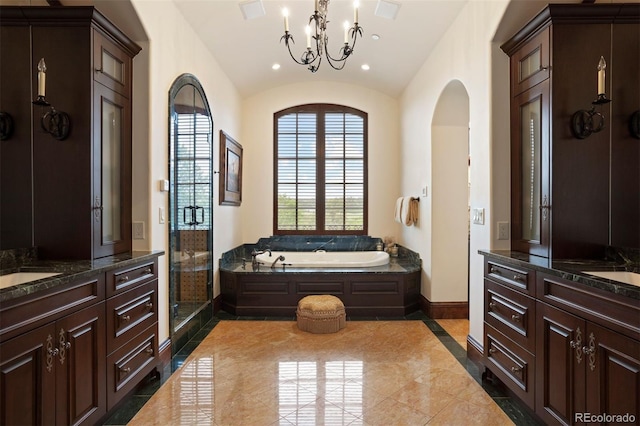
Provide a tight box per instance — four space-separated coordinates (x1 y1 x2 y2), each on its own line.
274 104 367 235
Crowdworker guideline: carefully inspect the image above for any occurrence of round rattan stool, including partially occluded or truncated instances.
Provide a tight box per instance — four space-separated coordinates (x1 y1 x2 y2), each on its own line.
296 295 346 334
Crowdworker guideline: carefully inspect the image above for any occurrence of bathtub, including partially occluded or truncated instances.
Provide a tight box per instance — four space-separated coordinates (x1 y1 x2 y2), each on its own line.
255 250 390 268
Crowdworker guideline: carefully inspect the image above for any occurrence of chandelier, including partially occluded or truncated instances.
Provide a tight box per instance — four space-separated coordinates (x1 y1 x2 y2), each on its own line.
280 0 363 72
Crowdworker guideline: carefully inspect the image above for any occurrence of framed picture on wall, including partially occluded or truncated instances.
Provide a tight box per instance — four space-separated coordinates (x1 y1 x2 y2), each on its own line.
219 130 243 206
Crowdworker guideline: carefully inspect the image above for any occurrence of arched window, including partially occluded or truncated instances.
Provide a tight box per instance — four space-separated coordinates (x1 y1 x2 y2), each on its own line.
274 104 368 235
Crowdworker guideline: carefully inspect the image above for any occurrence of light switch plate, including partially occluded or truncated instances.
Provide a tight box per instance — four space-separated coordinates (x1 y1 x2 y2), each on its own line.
472 208 485 225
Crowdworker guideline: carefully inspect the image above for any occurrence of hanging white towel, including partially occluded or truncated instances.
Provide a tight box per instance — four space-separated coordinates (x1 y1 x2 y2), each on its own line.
394 197 404 223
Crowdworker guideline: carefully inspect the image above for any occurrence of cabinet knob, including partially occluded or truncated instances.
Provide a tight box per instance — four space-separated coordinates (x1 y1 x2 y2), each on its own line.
510 366 522 374
513 275 523 282
143 268 152 275
120 367 131 374
490 266 500 274
488 348 497 354
145 301 154 310
488 302 497 310
582 346 595 355
63 342 71 349
511 314 521 322
118 275 130 283
121 315 131 322
145 348 154 355
48 347 59 357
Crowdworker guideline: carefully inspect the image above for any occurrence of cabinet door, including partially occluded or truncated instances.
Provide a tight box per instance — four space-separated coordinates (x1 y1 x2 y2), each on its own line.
536 302 585 425
511 80 550 258
55 303 106 426
510 27 550 96
92 83 132 258
585 323 640 423
0 323 56 426
93 30 132 97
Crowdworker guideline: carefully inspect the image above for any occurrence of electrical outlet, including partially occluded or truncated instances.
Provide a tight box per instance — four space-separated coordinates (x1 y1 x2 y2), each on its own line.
497 221 510 240
132 221 145 239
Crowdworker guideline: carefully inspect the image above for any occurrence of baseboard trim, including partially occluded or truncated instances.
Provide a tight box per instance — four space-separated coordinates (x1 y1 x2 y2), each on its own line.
213 294 222 313
158 338 171 378
420 295 469 319
466 334 484 369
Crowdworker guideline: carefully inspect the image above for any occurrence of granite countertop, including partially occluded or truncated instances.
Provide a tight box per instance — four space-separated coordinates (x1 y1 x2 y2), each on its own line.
0 250 164 303
479 249 640 301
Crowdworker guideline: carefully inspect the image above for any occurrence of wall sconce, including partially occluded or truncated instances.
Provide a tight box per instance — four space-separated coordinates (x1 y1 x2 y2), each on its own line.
32 58 71 141
571 56 612 139
630 110 640 140
0 112 14 141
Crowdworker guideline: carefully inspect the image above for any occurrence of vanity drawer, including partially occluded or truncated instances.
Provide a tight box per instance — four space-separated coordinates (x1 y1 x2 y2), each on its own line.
106 279 157 354
485 259 535 296
485 324 535 408
485 279 536 353
106 324 157 410
106 259 157 297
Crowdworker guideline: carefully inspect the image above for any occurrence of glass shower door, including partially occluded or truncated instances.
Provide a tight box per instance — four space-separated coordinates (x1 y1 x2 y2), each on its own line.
168 74 213 355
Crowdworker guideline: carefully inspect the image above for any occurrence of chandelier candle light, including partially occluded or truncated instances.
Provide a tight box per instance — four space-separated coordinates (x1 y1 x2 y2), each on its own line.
281 0 362 72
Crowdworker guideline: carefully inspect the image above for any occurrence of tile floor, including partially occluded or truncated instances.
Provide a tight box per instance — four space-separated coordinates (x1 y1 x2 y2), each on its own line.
102 311 539 425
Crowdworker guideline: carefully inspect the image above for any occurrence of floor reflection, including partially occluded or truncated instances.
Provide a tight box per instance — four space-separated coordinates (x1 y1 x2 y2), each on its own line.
128 321 514 425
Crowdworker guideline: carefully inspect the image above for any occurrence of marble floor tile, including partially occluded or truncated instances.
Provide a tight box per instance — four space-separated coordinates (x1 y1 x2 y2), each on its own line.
435 319 469 347
128 320 513 426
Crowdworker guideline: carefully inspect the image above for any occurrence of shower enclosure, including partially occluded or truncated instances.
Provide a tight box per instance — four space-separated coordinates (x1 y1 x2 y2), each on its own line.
168 74 214 355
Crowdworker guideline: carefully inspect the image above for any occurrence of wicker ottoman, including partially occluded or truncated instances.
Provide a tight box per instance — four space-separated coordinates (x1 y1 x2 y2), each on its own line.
296 295 346 334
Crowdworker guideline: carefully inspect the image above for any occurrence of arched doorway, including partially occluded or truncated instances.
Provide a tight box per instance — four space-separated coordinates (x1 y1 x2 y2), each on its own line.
430 80 470 316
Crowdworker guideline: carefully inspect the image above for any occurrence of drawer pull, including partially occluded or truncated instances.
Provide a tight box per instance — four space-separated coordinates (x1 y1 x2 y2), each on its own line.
513 275 523 282
143 268 152 275
145 301 154 309
120 367 131 374
145 348 154 355
511 366 522 374
121 315 131 322
488 348 496 354
118 275 130 283
511 314 521 322
48 347 59 357
488 302 497 310
490 266 500 274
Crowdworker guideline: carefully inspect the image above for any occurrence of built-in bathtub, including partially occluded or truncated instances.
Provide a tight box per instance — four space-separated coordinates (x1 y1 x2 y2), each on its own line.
219 236 421 317
255 250 390 268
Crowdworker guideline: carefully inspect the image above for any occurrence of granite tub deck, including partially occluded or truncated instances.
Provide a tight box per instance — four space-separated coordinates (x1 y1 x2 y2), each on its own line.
219 236 422 317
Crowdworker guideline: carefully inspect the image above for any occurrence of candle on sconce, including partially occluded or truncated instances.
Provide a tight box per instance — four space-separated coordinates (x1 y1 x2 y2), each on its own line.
343 21 349 43
283 8 289 32
315 0 319 12
354 0 359 24
597 56 606 95
37 58 46 97
305 25 311 49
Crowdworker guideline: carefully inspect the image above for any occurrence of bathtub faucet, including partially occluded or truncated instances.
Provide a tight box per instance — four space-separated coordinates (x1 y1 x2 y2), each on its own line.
271 255 285 269
250 249 271 269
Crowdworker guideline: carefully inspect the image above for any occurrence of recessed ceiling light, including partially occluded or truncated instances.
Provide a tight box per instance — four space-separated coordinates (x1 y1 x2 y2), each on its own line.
361 64 370 71
374 0 401 20
372 34 381 41
272 63 281 70
239 0 265 20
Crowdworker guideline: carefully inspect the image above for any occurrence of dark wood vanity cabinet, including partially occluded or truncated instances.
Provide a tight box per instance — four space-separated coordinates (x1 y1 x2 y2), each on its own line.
0 255 160 425
0 6 141 260
483 255 640 424
501 4 640 259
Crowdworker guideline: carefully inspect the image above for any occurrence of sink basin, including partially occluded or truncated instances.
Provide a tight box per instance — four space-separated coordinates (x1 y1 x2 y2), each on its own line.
0 272 62 289
582 271 640 287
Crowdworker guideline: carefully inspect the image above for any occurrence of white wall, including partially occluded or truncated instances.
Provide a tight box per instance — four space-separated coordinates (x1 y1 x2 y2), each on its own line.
130 0 243 343
400 1 512 344
240 81 402 243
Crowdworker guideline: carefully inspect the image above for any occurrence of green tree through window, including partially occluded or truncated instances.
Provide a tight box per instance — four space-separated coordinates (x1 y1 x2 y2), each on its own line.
274 104 367 235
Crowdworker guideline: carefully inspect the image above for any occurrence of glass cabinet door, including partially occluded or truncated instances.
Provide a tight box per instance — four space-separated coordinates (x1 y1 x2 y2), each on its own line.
511 80 550 258
93 83 131 258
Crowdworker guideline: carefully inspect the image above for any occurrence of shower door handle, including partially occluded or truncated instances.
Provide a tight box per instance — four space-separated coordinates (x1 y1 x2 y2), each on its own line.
183 206 196 226
194 206 205 225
